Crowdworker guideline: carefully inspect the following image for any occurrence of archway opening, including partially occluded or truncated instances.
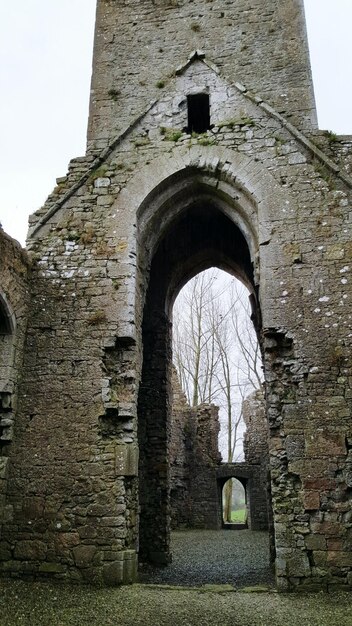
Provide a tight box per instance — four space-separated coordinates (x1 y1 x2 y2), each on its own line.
170 268 266 531
222 478 247 526
137 182 273 586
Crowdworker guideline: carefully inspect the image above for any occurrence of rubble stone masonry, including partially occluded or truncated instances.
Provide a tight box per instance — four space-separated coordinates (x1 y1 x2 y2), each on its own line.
170 370 221 529
0 0 351 590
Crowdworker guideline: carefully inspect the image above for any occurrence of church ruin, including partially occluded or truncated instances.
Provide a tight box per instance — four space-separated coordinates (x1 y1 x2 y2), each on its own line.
0 0 352 591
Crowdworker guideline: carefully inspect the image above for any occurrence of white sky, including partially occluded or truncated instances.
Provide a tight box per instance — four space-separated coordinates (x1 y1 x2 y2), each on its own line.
0 0 351 246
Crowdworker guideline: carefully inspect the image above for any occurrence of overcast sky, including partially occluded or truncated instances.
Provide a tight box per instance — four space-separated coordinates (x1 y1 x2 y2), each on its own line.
0 0 351 246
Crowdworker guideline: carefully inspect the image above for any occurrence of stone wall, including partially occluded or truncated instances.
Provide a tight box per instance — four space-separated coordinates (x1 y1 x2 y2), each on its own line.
88 0 317 149
243 388 269 530
170 370 221 529
0 228 29 542
169 377 269 533
0 0 351 591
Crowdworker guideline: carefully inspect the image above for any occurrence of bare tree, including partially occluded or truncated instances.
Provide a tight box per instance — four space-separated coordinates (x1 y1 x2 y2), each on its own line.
173 268 263 523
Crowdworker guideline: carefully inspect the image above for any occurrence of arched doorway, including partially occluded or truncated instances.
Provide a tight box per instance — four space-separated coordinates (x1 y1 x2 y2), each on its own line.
222 477 248 528
136 169 265 566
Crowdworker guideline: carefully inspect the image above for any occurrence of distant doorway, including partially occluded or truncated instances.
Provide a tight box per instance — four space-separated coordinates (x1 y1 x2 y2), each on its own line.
222 477 248 529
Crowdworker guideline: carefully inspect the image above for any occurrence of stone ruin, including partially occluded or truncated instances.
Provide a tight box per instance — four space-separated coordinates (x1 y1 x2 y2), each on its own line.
170 371 270 534
170 368 221 530
0 0 352 591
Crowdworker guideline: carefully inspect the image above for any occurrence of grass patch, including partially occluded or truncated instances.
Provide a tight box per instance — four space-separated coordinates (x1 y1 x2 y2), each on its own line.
323 130 339 143
231 508 246 523
160 127 183 142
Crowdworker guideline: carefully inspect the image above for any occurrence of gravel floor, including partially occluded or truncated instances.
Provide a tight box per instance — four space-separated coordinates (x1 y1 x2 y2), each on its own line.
1 531 351 626
1 579 352 626
139 529 274 588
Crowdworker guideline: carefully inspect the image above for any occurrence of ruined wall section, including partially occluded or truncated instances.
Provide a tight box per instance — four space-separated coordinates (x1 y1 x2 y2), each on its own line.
308 131 352 181
0 229 29 537
187 404 222 529
2 60 352 589
3 186 140 583
243 388 268 466
243 389 270 531
170 369 221 529
88 0 317 149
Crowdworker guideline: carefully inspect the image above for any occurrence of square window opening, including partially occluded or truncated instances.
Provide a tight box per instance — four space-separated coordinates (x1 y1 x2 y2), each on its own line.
186 93 211 134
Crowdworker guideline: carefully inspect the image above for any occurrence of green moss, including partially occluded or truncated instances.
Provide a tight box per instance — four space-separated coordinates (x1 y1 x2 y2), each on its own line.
88 165 109 182
190 131 216 146
313 159 336 190
133 137 150 147
108 88 120 101
198 136 216 146
218 116 256 130
156 80 166 89
274 135 286 155
160 127 183 142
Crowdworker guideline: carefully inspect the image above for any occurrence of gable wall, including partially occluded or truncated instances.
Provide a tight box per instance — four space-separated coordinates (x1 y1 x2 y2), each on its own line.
0 57 351 589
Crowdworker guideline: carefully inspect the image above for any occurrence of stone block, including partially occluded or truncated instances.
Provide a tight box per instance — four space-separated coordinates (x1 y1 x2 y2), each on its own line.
285 435 305 461
305 535 326 551
327 551 352 567
311 521 342 536
55 532 80 550
327 538 343 551
303 491 320 511
303 478 334 491
115 444 138 477
102 549 137 586
23 497 45 519
103 560 124 586
78 525 98 540
0 541 12 561
123 550 138 584
14 540 47 561
0 458 8 480
118 401 137 420
73 545 97 568
94 177 111 188
313 551 327 567
0 504 13 524
286 551 311 578
305 432 346 457
38 562 66 574
87 504 119 517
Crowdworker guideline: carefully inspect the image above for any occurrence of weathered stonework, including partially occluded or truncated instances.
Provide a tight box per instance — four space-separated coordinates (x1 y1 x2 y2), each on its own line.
169 376 270 533
0 0 351 591
170 370 221 530
0 229 29 541
242 389 270 531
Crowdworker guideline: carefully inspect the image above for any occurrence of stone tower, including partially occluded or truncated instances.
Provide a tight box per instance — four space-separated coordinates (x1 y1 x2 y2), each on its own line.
1 0 352 591
87 0 317 149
